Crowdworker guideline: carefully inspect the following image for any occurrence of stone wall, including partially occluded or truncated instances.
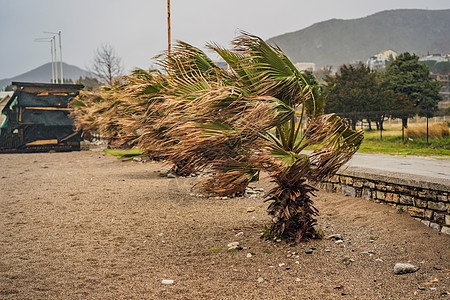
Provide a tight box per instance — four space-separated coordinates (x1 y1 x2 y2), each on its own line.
317 167 449 235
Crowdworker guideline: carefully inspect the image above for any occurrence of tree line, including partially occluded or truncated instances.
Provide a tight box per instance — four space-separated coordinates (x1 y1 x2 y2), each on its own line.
322 52 443 130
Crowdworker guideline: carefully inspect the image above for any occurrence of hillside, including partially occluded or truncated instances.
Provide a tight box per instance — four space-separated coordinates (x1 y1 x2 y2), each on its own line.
0 62 88 90
267 9 450 69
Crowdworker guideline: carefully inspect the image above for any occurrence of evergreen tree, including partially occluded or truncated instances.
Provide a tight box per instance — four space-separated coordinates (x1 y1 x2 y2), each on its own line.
385 52 441 128
324 64 377 130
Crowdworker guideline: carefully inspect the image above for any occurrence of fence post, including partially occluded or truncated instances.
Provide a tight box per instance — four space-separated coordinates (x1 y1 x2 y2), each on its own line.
426 104 429 145
401 109 405 142
379 107 382 140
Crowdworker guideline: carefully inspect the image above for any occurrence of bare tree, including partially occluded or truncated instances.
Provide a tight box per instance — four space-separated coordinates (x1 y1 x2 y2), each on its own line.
90 44 124 85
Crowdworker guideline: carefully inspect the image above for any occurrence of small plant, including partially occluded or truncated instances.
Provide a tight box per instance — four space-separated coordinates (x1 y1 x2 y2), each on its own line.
397 207 405 214
370 236 379 241
383 210 391 215
312 229 325 239
209 247 221 251
261 225 277 240
262 249 272 254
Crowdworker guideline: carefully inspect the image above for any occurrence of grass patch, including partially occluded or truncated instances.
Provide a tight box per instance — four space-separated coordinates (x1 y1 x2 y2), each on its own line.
296 121 449 157
103 148 146 158
358 135 450 157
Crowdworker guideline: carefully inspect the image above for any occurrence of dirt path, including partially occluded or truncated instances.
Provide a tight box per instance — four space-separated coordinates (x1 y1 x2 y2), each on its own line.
1 151 449 299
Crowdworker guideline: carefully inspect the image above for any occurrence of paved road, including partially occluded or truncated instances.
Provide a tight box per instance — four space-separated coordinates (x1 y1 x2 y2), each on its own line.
344 153 450 182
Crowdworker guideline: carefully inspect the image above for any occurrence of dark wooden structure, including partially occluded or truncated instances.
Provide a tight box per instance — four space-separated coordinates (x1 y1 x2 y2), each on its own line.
0 82 84 153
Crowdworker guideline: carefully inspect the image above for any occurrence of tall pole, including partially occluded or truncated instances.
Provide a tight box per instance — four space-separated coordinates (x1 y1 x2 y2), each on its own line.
50 39 55 83
58 30 63 83
167 0 171 56
53 36 59 83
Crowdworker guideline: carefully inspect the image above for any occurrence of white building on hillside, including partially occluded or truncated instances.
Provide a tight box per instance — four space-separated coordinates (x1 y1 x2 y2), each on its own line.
419 54 449 63
367 49 397 71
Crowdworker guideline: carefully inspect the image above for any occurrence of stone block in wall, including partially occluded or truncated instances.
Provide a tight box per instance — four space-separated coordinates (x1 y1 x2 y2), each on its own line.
386 193 400 203
396 186 409 193
408 207 424 218
345 177 354 185
339 176 353 185
385 185 395 192
385 192 394 203
333 183 341 193
353 179 364 188
430 222 440 231
424 209 434 220
376 191 385 200
437 193 448 202
365 181 375 189
376 184 386 191
427 190 438 200
418 190 427 198
446 215 450 226
433 212 445 224
413 198 427 208
428 201 446 212
399 195 413 205
330 175 339 183
421 220 430 227
341 185 356 197
362 188 372 201
442 226 450 235
447 203 450 214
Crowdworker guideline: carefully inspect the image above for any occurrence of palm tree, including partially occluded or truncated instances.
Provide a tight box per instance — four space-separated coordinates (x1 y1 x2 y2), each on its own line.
151 33 364 241
72 33 363 242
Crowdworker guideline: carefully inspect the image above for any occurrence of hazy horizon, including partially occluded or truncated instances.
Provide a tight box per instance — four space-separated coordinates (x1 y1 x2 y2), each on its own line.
0 0 449 79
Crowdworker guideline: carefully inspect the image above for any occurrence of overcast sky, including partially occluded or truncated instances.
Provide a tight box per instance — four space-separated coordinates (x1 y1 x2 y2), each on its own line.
0 0 449 79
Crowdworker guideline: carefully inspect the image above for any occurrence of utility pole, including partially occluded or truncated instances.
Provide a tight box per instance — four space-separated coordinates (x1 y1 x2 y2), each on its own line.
51 38 55 83
52 36 59 83
45 31 63 83
167 0 171 56
58 31 63 83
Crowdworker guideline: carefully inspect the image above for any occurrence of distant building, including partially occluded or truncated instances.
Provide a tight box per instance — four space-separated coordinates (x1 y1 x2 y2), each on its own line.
419 54 449 63
431 74 450 107
367 50 397 71
294 62 316 72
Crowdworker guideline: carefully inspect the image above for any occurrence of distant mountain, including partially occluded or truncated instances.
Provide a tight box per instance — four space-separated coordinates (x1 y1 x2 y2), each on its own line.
267 9 450 69
0 62 89 90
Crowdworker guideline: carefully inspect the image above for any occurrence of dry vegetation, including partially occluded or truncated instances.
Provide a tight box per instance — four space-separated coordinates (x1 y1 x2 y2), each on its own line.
406 122 449 140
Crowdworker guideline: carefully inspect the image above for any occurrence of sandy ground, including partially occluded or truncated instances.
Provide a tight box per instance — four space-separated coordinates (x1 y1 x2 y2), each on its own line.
0 151 449 299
